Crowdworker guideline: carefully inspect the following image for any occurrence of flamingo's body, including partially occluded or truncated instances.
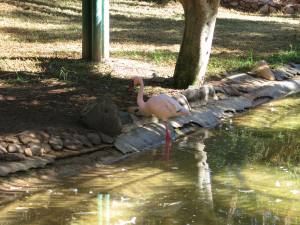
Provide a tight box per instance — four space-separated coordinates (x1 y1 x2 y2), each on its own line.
132 77 190 148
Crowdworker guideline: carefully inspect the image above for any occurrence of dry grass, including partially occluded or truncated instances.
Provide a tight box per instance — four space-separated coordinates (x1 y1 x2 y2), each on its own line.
0 0 299 83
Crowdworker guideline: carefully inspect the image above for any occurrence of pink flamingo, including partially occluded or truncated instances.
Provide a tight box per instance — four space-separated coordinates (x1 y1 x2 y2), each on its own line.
132 77 190 147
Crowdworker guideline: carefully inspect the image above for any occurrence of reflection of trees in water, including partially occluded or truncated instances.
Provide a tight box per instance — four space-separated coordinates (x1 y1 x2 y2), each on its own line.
205 124 300 169
195 142 213 209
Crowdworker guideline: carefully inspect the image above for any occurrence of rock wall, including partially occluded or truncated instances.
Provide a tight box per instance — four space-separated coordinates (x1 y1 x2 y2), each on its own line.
221 0 300 14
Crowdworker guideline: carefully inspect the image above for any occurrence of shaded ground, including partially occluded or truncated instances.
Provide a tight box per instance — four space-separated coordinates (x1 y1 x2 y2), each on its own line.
0 0 299 135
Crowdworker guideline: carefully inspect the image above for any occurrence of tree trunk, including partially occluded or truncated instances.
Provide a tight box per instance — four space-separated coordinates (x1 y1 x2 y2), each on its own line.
174 0 220 89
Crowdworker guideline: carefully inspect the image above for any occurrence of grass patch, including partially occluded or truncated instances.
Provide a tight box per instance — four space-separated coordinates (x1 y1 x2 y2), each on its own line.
208 44 300 78
112 50 177 65
0 0 299 84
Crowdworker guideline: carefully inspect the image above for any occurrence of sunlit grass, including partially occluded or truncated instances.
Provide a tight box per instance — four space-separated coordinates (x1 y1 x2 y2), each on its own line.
0 0 299 83
112 49 177 65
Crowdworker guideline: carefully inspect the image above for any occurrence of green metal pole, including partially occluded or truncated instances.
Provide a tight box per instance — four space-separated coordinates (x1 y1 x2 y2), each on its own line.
92 0 101 61
82 0 92 60
102 0 109 59
91 0 109 61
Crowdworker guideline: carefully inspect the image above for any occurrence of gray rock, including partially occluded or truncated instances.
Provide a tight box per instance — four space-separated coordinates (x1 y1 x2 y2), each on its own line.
49 136 64 151
18 131 41 145
38 131 50 142
87 133 102 145
7 144 22 153
183 85 216 103
80 98 122 137
229 1 239 7
61 131 73 140
0 153 26 162
73 134 93 148
41 143 52 154
28 143 43 156
0 142 7 153
63 138 83 151
99 132 114 144
5 136 20 144
273 70 286 81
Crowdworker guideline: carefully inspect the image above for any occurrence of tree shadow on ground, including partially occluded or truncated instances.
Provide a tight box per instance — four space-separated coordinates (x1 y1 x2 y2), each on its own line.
0 57 139 135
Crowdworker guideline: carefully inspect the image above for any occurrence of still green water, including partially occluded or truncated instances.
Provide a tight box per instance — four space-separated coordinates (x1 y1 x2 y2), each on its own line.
0 94 300 225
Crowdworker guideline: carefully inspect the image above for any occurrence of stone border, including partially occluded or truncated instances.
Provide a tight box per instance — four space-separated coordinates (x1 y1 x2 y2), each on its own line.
114 64 300 154
0 128 114 176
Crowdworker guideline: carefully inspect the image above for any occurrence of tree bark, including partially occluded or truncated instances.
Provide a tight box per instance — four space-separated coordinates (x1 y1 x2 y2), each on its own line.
174 0 220 89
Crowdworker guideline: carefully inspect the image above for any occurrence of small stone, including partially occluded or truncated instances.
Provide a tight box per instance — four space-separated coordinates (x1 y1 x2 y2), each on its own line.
99 132 114 144
38 131 50 142
49 136 64 151
24 148 33 157
0 142 7 153
28 143 43 156
7 144 22 153
63 138 83 151
229 1 239 7
61 131 73 140
87 133 102 145
41 143 52 154
73 134 93 148
0 153 26 161
18 131 41 145
5 136 20 144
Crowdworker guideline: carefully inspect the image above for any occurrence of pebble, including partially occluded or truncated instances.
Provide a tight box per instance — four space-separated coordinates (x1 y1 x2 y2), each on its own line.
49 136 64 151
24 148 33 157
99 132 114 144
7 144 22 153
87 133 102 145
5 136 20 144
63 138 83 151
0 143 7 153
41 143 52 154
18 131 41 145
74 134 93 148
27 143 43 156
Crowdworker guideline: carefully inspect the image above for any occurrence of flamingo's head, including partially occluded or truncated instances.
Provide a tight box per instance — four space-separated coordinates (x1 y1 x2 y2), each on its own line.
128 77 141 93
132 76 142 86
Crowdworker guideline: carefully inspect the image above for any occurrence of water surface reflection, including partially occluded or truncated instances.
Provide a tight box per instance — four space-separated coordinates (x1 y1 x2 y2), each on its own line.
0 93 299 225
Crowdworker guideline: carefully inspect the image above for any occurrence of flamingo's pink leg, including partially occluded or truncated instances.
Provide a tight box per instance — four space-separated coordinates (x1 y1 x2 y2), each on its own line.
165 121 171 145
162 121 172 161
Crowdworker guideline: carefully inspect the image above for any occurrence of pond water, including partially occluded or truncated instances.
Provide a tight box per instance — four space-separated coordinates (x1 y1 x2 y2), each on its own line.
0 93 300 225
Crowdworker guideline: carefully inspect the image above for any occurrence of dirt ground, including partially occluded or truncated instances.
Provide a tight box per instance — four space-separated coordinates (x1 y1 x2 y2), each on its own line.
0 0 299 136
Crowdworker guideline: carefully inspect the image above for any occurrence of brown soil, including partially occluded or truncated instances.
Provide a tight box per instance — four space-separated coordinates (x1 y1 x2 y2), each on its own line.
0 59 178 136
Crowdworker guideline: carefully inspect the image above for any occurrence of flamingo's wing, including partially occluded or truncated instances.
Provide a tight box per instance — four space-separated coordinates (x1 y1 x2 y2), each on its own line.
146 94 189 120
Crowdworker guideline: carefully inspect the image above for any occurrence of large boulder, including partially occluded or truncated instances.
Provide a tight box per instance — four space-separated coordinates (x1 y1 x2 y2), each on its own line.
80 98 122 137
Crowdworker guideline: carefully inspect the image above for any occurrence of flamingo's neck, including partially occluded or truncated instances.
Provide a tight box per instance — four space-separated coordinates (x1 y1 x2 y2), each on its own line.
137 78 146 110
